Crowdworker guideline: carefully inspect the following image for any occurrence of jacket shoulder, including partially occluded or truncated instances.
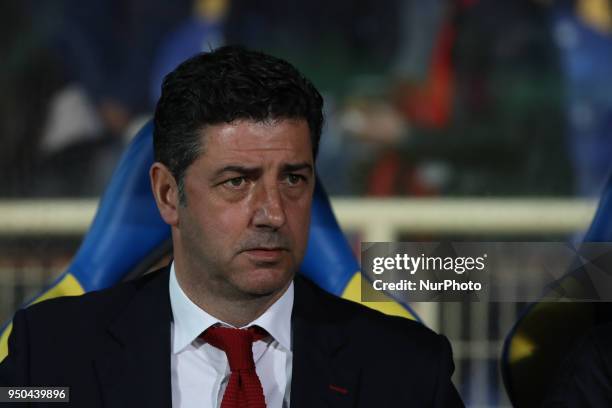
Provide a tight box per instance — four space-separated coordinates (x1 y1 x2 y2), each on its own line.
18 268 168 334
295 274 441 344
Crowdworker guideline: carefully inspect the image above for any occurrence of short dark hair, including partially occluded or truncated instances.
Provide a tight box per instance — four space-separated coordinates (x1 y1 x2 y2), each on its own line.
153 45 324 202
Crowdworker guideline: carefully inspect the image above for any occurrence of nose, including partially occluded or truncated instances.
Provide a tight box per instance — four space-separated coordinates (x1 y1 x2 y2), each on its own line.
252 182 287 230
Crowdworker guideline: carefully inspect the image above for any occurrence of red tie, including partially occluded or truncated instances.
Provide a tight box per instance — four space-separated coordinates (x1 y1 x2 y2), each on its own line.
202 326 268 408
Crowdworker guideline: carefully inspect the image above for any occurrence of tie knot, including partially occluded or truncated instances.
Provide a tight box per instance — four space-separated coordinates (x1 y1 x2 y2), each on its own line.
201 326 268 371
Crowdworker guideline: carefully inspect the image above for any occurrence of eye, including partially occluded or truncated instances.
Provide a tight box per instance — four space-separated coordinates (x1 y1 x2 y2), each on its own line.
223 177 247 188
285 174 306 186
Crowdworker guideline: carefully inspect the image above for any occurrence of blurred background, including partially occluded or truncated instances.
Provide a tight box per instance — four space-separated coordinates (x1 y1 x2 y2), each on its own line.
2 0 612 406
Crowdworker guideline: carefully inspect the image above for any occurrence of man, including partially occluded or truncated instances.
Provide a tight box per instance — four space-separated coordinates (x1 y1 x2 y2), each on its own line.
0 46 463 407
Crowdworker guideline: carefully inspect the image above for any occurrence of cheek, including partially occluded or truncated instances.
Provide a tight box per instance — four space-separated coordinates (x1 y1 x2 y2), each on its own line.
205 201 251 238
181 200 231 243
285 199 312 246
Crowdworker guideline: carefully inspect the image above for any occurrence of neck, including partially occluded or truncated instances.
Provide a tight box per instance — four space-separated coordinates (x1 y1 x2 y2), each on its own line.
174 261 291 328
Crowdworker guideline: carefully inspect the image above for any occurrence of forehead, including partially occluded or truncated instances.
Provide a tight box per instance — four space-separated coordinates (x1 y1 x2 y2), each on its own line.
198 119 313 164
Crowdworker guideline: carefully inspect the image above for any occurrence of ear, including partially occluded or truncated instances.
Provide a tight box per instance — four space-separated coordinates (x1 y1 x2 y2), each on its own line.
150 162 180 226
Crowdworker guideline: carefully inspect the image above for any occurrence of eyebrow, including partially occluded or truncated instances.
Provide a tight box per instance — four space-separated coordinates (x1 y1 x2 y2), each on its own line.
281 162 313 174
212 165 260 179
212 162 313 178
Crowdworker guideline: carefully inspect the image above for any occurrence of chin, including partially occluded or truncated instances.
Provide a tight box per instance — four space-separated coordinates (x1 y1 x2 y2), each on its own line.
236 266 294 297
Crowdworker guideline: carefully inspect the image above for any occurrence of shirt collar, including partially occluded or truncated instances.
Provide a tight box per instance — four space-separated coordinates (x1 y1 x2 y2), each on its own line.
169 262 293 353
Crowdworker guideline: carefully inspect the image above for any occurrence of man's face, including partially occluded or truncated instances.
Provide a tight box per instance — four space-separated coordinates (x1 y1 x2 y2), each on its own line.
175 119 314 300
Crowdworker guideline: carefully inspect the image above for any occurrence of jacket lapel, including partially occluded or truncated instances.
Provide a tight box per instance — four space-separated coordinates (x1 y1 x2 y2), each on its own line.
93 268 172 408
291 275 360 408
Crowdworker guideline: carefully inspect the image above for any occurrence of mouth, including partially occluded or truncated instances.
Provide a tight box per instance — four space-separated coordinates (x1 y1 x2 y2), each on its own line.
242 247 287 262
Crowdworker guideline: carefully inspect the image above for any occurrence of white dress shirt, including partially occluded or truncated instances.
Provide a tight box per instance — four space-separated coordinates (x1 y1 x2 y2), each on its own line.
169 263 293 408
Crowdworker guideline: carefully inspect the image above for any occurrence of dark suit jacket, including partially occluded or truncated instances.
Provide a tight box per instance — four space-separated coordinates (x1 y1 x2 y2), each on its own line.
0 266 463 407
